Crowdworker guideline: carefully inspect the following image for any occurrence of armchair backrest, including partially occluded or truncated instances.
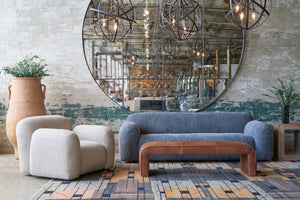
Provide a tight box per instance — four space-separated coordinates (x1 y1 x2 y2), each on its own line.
16 115 72 173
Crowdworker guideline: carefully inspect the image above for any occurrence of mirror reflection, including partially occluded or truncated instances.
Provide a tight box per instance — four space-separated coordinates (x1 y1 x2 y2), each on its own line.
83 0 244 112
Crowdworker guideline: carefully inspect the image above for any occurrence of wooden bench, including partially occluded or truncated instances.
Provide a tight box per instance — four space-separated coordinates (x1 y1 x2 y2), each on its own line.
139 141 257 177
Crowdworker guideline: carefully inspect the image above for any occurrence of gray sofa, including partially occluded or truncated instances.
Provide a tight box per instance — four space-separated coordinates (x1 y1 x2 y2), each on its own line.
119 112 272 162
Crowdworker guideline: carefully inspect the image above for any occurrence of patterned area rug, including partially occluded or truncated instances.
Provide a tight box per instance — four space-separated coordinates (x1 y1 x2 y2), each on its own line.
31 160 300 200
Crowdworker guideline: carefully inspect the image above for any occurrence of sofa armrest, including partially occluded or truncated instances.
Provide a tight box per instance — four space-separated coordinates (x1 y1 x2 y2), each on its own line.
73 125 115 169
119 121 141 162
16 115 72 174
244 120 272 160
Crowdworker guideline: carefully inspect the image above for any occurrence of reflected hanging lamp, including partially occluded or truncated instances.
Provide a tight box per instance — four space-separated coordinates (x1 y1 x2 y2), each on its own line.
155 38 181 64
160 0 202 40
123 42 138 66
89 0 136 42
188 39 210 59
225 0 272 30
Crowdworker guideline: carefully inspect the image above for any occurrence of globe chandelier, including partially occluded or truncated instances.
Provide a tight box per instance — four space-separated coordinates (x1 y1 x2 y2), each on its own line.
155 38 181 64
225 0 272 30
160 0 202 40
89 0 136 42
189 39 209 59
123 42 138 66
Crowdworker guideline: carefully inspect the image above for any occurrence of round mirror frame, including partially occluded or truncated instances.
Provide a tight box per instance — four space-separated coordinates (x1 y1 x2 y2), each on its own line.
82 0 245 112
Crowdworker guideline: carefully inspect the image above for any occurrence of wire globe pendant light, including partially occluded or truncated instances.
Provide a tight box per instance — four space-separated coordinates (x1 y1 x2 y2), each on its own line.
160 0 202 40
225 0 272 30
89 0 136 42
155 38 181 64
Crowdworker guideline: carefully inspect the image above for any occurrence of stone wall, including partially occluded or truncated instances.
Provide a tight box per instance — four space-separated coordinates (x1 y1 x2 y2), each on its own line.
0 0 299 154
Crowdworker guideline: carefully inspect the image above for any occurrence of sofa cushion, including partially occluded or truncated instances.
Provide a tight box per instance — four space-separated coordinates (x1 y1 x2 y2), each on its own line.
128 112 253 134
138 133 255 161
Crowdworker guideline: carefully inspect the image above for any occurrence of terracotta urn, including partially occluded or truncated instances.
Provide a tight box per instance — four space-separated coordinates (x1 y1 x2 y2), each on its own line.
6 78 47 159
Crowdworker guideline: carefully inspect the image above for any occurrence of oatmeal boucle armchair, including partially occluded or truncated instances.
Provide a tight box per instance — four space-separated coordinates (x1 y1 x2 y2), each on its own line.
16 115 115 180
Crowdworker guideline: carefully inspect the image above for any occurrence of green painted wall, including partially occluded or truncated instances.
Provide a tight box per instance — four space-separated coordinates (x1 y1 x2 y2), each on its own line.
48 104 130 126
207 99 300 123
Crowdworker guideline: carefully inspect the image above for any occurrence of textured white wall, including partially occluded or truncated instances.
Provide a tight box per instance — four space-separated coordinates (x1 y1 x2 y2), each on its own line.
0 0 299 153
222 0 300 100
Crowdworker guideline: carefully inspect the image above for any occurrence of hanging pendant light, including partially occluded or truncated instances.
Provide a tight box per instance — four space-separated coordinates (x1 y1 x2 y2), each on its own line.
89 0 136 42
225 0 272 30
188 39 209 59
155 38 181 64
160 0 202 40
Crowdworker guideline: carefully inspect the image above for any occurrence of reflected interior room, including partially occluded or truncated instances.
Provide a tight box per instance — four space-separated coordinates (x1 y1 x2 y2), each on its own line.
83 0 244 112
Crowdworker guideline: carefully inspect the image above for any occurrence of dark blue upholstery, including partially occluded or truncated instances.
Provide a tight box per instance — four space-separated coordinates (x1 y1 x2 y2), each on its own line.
119 112 272 162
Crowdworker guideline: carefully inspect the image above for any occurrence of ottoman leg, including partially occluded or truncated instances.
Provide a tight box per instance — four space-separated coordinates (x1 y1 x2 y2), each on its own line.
240 152 257 176
139 151 149 177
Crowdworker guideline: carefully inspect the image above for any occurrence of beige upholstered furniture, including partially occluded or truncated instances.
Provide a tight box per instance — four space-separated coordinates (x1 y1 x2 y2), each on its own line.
16 115 115 180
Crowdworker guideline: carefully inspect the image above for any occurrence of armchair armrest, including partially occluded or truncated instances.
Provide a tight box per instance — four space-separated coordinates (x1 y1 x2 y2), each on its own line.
119 121 141 162
73 125 115 169
30 129 81 180
16 115 72 173
244 120 272 160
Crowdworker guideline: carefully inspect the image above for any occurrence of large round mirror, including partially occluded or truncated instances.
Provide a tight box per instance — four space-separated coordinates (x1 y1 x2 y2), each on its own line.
83 0 244 112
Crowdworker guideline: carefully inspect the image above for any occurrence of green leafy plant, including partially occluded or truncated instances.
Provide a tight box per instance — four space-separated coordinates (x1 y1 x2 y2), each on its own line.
2 55 50 80
187 101 197 108
261 76 299 106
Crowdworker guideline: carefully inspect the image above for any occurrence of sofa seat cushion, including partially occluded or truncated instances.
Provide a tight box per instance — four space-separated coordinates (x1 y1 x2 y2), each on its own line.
138 133 255 161
80 140 106 174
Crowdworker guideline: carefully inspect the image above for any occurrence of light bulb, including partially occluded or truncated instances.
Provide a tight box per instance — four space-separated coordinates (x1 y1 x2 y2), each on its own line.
181 19 186 31
240 12 244 20
201 52 205 57
144 9 150 16
114 18 118 31
114 22 118 31
172 18 176 25
132 56 135 60
251 11 256 20
197 52 200 56
235 5 240 12
102 19 107 28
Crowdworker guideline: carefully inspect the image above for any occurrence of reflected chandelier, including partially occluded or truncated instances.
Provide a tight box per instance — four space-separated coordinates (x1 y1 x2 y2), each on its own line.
123 42 138 66
189 38 209 59
225 0 272 30
89 0 136 42
155 38 181 64
160 0 202 40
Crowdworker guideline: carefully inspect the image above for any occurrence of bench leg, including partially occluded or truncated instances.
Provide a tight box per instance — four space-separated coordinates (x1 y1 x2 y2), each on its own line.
240 152 257 176
139 154 149 177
